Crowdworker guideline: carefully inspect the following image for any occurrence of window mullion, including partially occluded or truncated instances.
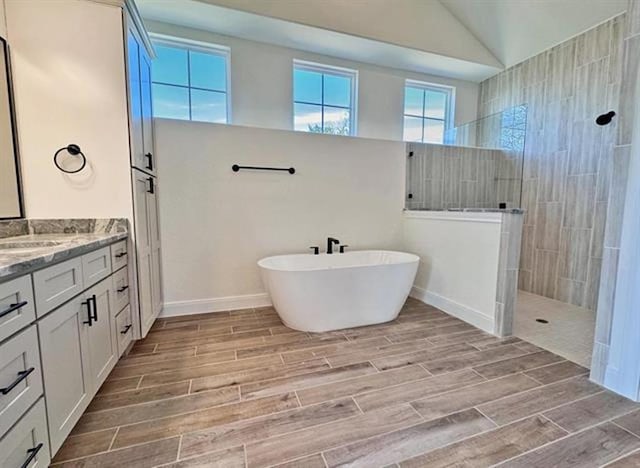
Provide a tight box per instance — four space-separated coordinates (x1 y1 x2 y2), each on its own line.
321 73 325 132
187 50 192 121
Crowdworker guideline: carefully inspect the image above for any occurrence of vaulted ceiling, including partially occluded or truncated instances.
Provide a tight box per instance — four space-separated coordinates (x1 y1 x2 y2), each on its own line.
137 0 627 82
440 0 627 69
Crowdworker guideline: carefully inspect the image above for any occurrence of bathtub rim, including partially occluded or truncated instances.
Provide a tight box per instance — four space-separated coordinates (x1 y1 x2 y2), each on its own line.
257 249 419 273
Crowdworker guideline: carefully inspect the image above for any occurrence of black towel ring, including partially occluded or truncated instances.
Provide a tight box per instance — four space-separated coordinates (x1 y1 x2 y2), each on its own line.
54 144 87 174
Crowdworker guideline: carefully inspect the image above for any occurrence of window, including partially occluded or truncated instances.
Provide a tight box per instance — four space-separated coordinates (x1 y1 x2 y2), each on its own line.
151 37 229 123
293 61 357 136
403 81 453 144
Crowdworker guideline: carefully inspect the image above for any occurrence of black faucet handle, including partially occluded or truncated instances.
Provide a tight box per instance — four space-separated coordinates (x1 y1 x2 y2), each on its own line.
309 246 319 255
339 245 349 253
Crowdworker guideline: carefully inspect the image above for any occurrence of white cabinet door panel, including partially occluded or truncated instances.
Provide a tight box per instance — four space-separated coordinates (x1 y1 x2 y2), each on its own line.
38 295 92 453
85 278 117 391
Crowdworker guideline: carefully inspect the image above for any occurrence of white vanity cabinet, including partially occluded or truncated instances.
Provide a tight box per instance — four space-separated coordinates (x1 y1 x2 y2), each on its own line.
38 260 122 454
0 237 131 459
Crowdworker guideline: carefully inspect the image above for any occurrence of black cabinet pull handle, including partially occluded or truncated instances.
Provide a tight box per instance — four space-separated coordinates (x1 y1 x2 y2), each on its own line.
115 251 127 258
82 299 93 326
147 177 155 194
145 152 154 171
117 285 129 293
1 367 35 395
90 294 98 321
0 300 28 319
20 442 43 468
121 324 132 334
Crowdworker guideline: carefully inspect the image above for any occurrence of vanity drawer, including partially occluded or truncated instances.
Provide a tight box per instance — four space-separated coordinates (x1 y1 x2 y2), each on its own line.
0 326 43 438
111 267 130 313
115 305 133 356
32 257 83 317
82 247 112 288
0 398 50 468
110 240 128 271
0 276 35 343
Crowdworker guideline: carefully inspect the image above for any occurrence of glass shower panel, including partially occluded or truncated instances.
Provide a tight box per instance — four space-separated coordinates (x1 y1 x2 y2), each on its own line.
406 104 527 211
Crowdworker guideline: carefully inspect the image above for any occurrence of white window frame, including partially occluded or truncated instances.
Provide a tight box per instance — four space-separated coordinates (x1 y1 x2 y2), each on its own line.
149 33 232 123
403 80 455 144
292 59 358 136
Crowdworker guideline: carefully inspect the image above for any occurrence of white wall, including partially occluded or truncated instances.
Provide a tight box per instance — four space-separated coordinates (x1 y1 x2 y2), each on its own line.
146 20 480 141
0 0 6 39
403 211 502 333
155 119 407 315
5 0 133 220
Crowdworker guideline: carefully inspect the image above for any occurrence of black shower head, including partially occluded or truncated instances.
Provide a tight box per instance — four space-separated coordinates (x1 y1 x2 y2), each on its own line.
596 111 616 126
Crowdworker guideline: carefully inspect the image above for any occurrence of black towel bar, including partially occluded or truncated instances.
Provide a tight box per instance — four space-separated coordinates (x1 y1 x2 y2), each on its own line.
232 164 295 174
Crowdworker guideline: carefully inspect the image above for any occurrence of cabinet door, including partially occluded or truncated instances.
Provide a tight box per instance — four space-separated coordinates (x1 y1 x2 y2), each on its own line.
148 178 163 321
127 27 145 172
133 170 156 337
85 278 117 391
37 295 92 454
140 47 156 176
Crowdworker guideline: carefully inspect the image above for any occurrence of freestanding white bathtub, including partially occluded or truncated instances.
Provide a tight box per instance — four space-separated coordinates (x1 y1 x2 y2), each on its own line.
258 250 419 332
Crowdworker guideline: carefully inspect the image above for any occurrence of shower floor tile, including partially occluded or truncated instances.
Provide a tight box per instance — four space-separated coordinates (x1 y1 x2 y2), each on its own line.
51 298 639 467
515 290 596 368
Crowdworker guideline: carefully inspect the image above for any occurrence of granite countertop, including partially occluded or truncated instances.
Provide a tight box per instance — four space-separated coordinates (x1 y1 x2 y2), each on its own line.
0 218 128 282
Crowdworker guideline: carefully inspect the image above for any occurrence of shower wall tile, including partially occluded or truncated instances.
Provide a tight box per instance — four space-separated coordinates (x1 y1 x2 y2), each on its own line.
558 228 591 282
521 179 538 226
556 278 586 306
567 121 603 175
518 269 533 291
590 201 608 259
617 35 640 146
477 14 624 311
533 250 559 298
604 145 631 248
585 257 603 311
589 1 638 386
626 0 640 37
534 202 562 251
520 225 535 271
563 174 596 229
539 150 567 202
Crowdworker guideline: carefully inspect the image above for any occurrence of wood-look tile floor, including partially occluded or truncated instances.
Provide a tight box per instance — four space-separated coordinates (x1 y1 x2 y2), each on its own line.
51 298 640 467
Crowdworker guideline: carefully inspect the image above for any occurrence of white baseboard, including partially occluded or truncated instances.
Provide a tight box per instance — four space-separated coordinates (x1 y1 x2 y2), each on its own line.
410 286 494 334
160 293 272 318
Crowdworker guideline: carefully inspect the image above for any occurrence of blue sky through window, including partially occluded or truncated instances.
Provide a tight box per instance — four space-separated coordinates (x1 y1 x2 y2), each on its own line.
403 83 452 144
293 63 355 136
151 42 228 124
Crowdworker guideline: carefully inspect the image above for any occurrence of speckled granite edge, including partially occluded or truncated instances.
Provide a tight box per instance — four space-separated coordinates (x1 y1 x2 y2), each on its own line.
0 218 128 282
27 218 128 235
